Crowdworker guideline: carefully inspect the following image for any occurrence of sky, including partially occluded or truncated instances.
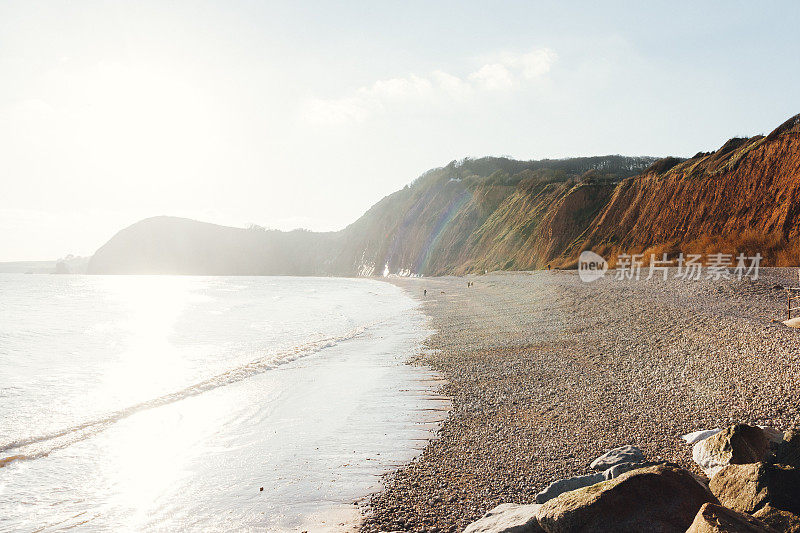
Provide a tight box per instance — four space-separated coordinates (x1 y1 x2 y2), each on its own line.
1 1 799 261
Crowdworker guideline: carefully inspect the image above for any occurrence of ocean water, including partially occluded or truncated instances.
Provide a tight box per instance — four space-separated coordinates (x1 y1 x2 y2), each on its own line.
0 275 441 532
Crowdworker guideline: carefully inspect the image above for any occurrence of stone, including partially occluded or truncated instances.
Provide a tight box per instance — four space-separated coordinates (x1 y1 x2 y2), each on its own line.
775 429 800 468
463 503 545 533
589 445 645 470
760 427 784 444
686 502 778 532
752 504 800 532
535 473 605 504
536 464 718 533
535 462 661 505
603 460 660 480
683 429 723 444
693 424 776 477
710 462 800 515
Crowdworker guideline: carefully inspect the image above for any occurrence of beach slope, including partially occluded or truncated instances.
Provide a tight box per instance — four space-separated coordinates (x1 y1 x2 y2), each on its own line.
363 270 800 531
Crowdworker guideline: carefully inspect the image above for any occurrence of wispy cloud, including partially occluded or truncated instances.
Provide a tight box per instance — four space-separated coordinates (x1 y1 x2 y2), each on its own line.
301 47 556 125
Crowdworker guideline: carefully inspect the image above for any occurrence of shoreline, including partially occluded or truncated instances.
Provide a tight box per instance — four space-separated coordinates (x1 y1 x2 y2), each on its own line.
0 276 446 532
361 269 800 531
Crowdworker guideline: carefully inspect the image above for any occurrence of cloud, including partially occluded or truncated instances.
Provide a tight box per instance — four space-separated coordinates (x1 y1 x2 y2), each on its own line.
303 96 371 124
361 74 433 101
468 63 514 91
505 48 557 79
431 70 473 99
301 47 556 125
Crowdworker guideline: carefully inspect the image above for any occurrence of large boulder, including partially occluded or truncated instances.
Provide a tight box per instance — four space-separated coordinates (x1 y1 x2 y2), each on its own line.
463 503 544 533
693 424 779 477
685 502 778 532
536 464 718 533
535 473 605 504
589 445 645 471
752 504 800 532
709 462 800 515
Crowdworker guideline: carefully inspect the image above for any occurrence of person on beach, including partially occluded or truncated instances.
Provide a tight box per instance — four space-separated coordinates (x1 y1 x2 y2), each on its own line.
423 289 427 296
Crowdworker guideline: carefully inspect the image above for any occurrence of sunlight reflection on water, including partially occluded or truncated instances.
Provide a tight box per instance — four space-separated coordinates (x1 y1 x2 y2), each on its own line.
0 275 442 531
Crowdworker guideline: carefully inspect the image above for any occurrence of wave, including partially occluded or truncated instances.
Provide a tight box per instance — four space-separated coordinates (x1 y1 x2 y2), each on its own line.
0 325 370 466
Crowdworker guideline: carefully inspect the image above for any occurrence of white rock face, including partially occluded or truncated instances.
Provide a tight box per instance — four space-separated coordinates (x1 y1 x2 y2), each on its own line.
589 445 645 470
682 428 722 444
463 503 543 533
690 424 784 478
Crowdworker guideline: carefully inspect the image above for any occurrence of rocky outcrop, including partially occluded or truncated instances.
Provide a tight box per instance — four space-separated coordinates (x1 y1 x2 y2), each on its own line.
536 464 717 533
462 503 544 533
686 502 778 533
710 462 800 515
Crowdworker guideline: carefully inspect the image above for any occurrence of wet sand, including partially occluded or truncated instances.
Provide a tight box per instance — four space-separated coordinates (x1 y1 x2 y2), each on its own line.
362 269 800 532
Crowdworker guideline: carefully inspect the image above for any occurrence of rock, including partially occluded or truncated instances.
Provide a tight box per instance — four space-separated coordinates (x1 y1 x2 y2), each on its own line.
686 502 778 532
463 503 544 533
752 504 800 532
536 464 718 533
535 461 661 505
535 473 605 504
683 429 723 444
693 424 777 477
710 462 800 515
775 429 800 468
589 445 645 470
760 427 784 444
603 461 660 480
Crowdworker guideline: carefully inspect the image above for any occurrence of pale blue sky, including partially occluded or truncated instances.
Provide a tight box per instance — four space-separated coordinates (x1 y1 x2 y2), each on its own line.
1 1 799 260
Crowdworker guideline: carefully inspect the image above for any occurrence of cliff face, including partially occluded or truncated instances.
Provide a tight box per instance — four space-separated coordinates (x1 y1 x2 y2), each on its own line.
579 114 800 265
89 156 653 275
88 113 800 275
319 156 653 276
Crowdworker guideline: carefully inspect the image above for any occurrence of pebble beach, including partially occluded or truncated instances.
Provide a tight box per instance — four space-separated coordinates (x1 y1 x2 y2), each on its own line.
361 269 800 532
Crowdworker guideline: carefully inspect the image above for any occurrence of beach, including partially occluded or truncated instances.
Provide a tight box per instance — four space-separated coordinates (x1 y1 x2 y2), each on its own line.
363 269 800 532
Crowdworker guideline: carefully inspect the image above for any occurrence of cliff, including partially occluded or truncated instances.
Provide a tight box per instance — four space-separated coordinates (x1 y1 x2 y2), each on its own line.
88 113 800 275
88 156 652 275
577 113 800 266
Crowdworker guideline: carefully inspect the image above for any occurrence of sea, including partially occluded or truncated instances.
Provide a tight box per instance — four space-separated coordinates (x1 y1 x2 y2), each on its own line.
0 275 441 532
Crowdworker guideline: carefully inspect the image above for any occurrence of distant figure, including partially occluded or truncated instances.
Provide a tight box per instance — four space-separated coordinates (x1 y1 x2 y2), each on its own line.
423 289 427 297
547 264 551 271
